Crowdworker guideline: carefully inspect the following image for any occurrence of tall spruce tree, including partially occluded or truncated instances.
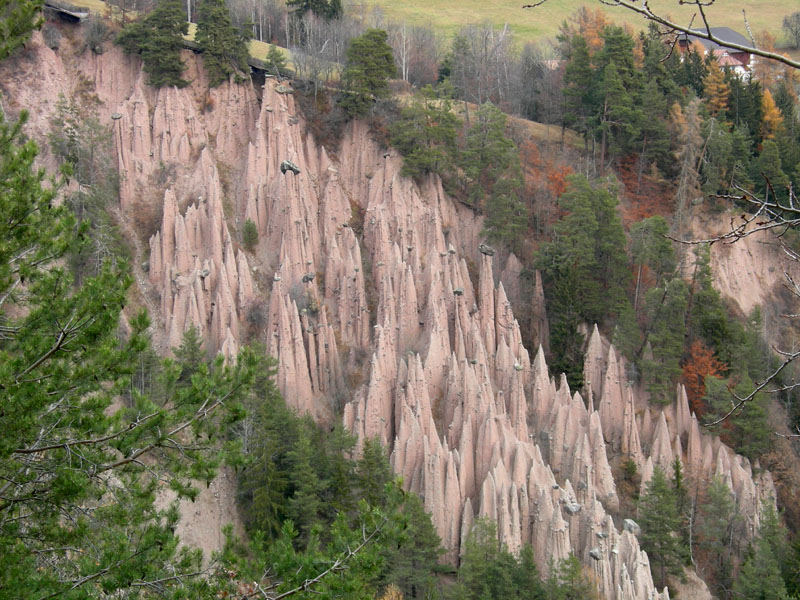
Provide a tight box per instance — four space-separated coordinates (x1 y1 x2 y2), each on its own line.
0 105 258 597
697 476 736 597
116 0 190 88
195 0 250 87
0 0 43 60
638 467 685 587
340 29 396 116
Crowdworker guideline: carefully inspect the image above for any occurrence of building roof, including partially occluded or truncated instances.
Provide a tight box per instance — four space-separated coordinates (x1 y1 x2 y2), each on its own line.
679 27 754 53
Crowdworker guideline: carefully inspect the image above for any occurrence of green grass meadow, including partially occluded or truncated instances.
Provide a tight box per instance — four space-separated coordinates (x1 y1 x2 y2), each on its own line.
351 0 794 46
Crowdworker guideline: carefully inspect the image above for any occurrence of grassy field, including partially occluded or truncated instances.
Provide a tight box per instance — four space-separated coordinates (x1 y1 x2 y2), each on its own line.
352 0 794 46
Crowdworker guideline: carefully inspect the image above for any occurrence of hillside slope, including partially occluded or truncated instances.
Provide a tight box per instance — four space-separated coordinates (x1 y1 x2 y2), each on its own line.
0 28 783 599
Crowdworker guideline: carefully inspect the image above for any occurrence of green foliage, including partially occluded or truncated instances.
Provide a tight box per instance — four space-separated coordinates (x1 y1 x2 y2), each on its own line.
195 0 251 87
734 515 790 600
697 476 736 598
638 467 685 587
704 374 772 460
537 174 630 385
115 0 189 88
378 492 444 599
0 107 257 597
242 218 258 252
562 35 594 143
459 103 527 251
340 29 396 116
238 395 445 597
544 553 598 600
640 278 688 403
452 518 546 600
630 215 675 296
265 44 288 78
390 85 459 180
0 0 43 60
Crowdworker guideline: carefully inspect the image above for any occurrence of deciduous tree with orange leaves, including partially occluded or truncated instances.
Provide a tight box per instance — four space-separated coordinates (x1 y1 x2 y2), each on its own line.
682 340 725 416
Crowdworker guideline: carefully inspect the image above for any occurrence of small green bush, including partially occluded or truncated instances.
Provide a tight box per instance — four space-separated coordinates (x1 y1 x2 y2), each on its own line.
242 218 258 251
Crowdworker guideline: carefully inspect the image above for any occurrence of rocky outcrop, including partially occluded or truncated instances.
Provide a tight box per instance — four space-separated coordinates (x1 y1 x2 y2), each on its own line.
3 34 778 600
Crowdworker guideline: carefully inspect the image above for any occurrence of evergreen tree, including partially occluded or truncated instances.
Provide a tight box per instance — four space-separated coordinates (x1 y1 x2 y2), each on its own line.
638 467 684 587
697 476 735 598
544 553 598 600
460 103 527 250
195 0 250 87
0 0 43 60
340 29 396 116
755 139 789 202
378 492 444 599
734 537 789 600
629 215 676 312
174 325 207 383
286 432 324 542
454 518 547 600
242 217 258 251
704 374 772 460
700 117 735 196
597 61 639 165
356 438 394 508
562 35 595 146
675 46 707 96
0 106 257 597
640 279 688 403
265 44 288 78
636 78 673 177
390 85 459 180
537 174 630 386
116 0 190 88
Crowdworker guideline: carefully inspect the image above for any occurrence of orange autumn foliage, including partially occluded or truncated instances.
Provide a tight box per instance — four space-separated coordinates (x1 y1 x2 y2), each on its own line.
682 340 726 416
614 155 675 226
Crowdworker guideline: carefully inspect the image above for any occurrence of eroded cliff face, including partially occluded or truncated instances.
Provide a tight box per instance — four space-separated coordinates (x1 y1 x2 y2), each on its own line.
0 31 778 600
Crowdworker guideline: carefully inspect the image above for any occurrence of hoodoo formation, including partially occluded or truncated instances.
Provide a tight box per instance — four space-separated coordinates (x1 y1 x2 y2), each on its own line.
2 29 787 600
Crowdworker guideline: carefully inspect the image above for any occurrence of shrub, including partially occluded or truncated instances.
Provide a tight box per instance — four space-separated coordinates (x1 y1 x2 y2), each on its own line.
242 218 258 251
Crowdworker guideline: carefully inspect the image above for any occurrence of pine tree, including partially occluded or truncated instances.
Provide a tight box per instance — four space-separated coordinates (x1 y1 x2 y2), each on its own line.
697 476 735 598
116 0 190 88
340 29 396 116
391 85 459 180
0 107 257 597
265 44 288 78
379 493 444 599
640 278 688 403
545 553 598 600
0 0 43 60
597 61 639 165
356 438 394 508
562 35 595 146
195 0 250 87
629 215 676 312
734 537 789 600
638 467 684 587
286 432 324 542
755 139 789 202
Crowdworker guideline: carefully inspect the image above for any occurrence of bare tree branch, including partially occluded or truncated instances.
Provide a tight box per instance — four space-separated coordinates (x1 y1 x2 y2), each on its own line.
524 0 800 69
